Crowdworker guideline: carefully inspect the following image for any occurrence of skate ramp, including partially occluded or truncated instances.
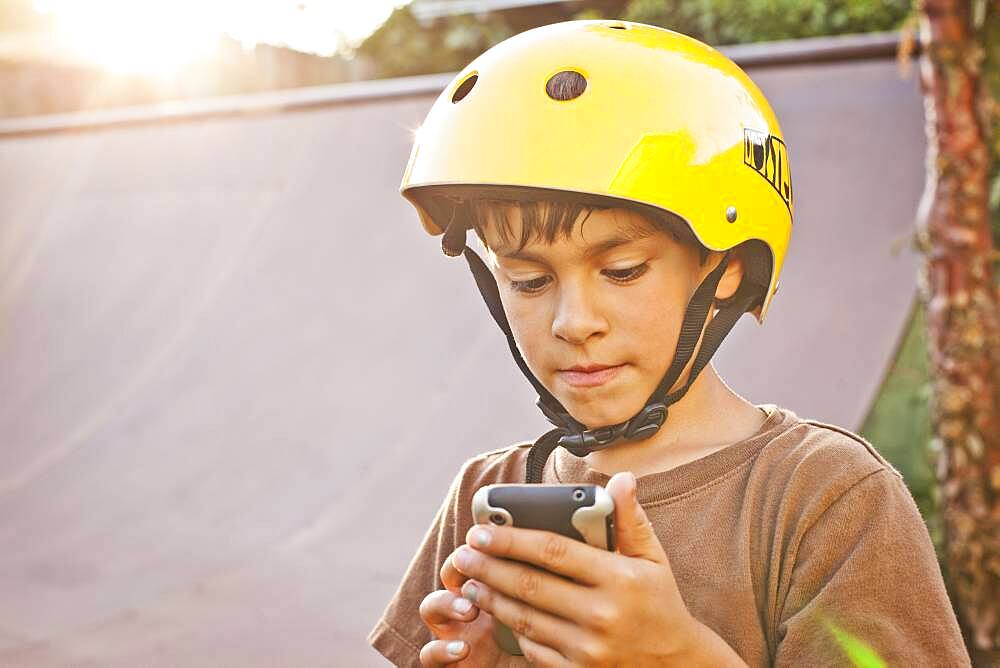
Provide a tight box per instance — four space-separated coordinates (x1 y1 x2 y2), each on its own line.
0 38 926 665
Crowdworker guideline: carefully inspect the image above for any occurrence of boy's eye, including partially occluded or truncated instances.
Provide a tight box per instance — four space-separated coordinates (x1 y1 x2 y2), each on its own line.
509 275 551 294
602 263 649 283
509 263 649 293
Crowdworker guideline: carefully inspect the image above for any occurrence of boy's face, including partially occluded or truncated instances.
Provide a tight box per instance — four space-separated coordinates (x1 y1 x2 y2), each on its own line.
481 206 731 429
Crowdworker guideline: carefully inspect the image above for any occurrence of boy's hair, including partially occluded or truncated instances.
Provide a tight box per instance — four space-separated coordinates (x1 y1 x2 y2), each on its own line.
466 198 710 265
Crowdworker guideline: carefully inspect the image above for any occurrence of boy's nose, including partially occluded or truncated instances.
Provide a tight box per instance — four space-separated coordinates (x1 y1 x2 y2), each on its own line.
550 282 609 345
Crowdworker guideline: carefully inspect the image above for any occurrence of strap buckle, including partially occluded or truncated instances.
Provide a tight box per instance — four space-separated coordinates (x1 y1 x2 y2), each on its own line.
535 397 667 457
624 401 667 440
553 401 669 457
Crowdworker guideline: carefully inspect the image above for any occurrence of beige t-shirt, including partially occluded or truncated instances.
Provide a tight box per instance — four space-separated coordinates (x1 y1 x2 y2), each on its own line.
368 405 970 666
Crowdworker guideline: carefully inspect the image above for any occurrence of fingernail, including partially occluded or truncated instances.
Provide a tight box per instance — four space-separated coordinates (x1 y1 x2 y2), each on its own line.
453 547 471 570
452 597 473 614
470 527 491 548
462 581 479 603
447 640 465 655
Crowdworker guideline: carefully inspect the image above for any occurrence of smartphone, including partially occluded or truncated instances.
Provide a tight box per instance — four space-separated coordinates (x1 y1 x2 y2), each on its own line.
470 483 615 655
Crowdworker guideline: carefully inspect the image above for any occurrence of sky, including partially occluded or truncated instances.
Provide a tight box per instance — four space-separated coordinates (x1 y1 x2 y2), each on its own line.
30 0 410 73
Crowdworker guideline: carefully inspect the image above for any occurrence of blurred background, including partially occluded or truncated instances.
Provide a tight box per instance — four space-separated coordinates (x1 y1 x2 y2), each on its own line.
1 0 914 117
1 0 998 665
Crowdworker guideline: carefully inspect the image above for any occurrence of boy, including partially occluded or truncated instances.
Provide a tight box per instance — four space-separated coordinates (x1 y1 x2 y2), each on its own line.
368 20 970 666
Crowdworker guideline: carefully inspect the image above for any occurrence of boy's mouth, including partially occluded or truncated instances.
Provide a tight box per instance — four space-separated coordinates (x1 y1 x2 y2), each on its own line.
557 363 625 388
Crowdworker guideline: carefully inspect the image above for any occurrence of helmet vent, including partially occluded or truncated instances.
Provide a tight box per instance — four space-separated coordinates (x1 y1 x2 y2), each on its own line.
546 71 587 101
452 74 478 103
608 24 626 29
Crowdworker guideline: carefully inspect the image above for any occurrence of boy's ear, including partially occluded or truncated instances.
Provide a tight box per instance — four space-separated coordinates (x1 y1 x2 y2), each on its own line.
713 250 745 301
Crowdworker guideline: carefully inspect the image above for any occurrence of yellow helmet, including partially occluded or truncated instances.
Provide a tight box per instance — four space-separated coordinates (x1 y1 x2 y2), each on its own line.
400 20 795 475
402 19 793 321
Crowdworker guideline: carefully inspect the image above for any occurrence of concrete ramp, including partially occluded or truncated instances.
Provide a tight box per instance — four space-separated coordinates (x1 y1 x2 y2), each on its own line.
0 36 926 665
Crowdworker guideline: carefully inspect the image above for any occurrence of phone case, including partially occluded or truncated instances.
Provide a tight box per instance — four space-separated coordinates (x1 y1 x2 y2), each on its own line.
470 484 615 655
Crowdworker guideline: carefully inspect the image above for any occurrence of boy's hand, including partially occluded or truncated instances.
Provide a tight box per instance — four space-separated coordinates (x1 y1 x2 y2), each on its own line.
451 472 747 667
417 548 530 666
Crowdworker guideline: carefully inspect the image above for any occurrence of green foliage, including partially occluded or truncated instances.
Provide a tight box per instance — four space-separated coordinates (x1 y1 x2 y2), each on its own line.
357 6 514 79
623 0 911 45
859 302 939 546
823 619 889 668
358 0 907 79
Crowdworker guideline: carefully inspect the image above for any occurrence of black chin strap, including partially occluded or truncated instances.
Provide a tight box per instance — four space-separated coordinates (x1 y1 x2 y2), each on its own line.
449 226 761 484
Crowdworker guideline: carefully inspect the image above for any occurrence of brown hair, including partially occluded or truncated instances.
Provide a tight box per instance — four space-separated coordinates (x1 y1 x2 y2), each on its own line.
466 198 710 265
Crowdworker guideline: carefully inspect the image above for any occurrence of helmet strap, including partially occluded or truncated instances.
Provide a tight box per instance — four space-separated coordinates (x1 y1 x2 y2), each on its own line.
451 225 761 484
461 245 583 427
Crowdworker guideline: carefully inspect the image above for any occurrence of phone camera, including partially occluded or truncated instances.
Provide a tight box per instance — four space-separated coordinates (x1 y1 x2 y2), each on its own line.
572 488 586 501
489 513 507 525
